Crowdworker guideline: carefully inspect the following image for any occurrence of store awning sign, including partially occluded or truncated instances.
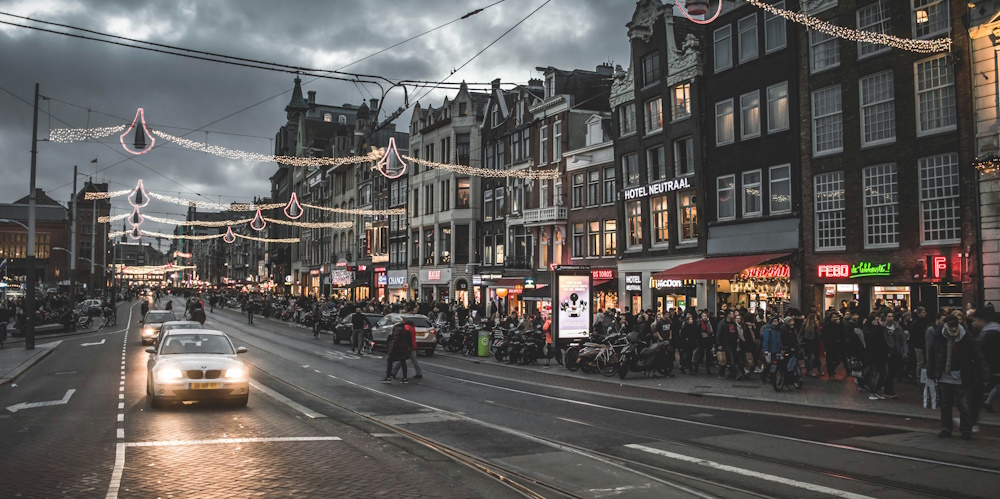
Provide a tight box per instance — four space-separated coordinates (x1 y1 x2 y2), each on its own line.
592 269 615 280
649 278 683 289
740 263 790 279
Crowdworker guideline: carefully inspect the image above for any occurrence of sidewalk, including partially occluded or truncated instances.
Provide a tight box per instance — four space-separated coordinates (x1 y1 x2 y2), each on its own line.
0 341 58 386
436 349 1000 427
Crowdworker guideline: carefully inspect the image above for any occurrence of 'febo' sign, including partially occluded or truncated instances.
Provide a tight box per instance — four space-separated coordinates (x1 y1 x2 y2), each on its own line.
818 262 892 279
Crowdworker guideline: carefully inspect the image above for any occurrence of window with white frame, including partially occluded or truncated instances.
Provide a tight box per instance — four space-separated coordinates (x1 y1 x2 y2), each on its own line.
742 170 762 217
860 71 896 146
494 186 505 218
915 55 957 135
626 201 643 249
767 82 789 132
540 180 549 209
511 130 520 161
573 223 585 258
587 170 600 207
863 163 899 248
495 234 505 264
645 98 663 133
677 190 698 244
714 25 733 72
769 164 791 214
675 136 694 176
913 0 950 38
571 173 585 209
919 152 961 243
540 125 549 163
652 195 670 246
521 128 530 157
619 103 636 136
672 83 691 120
642 52 661 86
857 1 891 58
604 167 616 204
491 105 499 128
764 1 786 52
740 91 761 139
553 121 562 161
814 171 846 250
647 145 666 181
623 153 640 186
812 85 843 155
604 220 617 255
588 221 601 257
716 99 735 145
738 14 758 63
809 30 840 73
484 190 493 221
717 175 736 221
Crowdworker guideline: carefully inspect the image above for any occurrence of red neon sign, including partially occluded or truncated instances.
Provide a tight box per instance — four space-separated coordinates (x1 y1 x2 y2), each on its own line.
741 264 790 279
427 270 441 281
818 264 850 278
591 269 615 280
930 256 949 280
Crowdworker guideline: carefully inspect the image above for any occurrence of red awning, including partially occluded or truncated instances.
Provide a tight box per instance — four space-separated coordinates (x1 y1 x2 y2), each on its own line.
651 252 792 281
592 278 612 287
490 278 525 287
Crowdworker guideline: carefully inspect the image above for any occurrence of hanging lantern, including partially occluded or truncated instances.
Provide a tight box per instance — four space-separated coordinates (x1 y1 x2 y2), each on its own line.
129 225 142 239
685 0 709 16
284 191 303 219
223 226 236 244
119 108 155 155
128 179 150 208
250 208 267 231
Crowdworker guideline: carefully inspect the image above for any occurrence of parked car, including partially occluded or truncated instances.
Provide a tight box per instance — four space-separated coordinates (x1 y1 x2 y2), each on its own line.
145 329 249 408
333 313 382 344
141 311 177 345
370 314 436 356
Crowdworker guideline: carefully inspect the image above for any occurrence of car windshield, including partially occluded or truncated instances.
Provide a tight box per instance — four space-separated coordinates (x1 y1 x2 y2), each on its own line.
146 312 175 323
159 334 234 355
408 317 432 328
162 324 202 332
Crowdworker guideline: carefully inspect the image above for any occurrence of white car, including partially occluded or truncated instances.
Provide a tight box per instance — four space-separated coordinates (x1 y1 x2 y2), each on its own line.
146 329 249 408
155 320 204 347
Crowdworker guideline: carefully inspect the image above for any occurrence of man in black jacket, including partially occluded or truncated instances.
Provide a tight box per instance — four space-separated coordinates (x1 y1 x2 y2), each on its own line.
908 306 930 381
927 315 990 439
351 309 367 354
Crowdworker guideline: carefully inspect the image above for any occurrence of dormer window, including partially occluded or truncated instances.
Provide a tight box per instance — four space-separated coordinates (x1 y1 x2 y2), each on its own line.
516 100 525 124
491 105 499 128
459 102 467 116
323 113 332 122
338 115 347 124
545 75 555 98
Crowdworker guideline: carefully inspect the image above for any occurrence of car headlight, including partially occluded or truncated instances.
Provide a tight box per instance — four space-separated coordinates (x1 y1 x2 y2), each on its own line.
155 368 183 381
143 327 155 336
224 367 247 379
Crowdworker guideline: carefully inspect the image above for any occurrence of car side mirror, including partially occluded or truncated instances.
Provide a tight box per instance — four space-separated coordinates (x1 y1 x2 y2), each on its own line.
145 347 155 354
236 346 247 354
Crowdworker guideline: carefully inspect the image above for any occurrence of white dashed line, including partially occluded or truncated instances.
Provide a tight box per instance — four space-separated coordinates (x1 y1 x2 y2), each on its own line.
118 403 124 409
117 429 124 439
117 414 124 422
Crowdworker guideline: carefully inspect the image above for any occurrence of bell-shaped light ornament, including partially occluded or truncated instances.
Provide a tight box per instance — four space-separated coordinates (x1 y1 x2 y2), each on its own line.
128 225 143 240
284 192 303 220
119 108 156 155
223 226 236 244
129 206 144 226
128 179 150 208
679 0 722 24
250 208 267 231
375 137 407 179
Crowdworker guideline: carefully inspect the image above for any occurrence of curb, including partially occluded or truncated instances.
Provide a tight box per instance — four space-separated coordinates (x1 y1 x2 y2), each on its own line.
0 347 55 386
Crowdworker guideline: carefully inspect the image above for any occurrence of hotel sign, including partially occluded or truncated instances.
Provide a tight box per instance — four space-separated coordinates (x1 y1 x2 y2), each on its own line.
622 177 692 201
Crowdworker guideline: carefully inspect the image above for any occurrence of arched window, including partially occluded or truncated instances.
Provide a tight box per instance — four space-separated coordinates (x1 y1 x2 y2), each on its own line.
338 115 347 124
323 113 332 122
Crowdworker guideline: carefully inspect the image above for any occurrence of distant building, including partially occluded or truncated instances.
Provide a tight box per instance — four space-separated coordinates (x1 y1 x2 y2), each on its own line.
0 188 70 290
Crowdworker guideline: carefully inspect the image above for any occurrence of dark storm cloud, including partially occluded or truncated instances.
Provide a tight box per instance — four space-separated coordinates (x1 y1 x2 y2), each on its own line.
0 0 635 233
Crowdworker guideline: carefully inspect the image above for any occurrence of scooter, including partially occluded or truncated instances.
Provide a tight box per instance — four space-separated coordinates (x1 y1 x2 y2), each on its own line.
770 342 806 391
617 331 673 379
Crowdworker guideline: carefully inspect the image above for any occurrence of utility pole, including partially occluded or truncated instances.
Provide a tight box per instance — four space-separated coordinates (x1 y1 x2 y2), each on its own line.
101 211 106 295
70 165 77 309
90 187 96 294
25 83 39 350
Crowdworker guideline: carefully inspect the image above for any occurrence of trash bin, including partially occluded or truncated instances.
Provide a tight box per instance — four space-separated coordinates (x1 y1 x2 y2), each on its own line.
478 329 490 357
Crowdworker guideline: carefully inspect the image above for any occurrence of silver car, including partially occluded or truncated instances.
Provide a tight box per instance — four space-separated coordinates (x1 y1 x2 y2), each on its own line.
141 311 177 345
371 314 437 356
146 329 249 408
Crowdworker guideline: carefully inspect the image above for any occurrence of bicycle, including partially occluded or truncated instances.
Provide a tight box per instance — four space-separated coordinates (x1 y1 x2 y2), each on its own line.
102 308 117 328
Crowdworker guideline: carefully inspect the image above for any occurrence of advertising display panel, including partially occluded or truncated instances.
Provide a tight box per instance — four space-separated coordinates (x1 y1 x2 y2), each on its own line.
556 273 591 340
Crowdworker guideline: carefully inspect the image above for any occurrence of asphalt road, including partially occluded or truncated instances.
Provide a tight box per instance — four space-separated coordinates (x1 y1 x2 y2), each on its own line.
2 296 998 498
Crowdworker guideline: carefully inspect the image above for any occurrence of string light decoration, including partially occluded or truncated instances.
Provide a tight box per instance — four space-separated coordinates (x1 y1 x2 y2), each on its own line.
233 233 300 244
128 206 144 226
123 264 196 275
49 124 126 143
85 189 130 201
250 209 267 231
98 213 130 223
263 217 353 229
128 225 143 239
149 129 383 167
142 214 252 227
128 179 150 208
402 155 562 180
302 203 405 216
284 192 303 219
120 108 155 155
975 156 1000 174
223 226 237 244
745 0 950 53
146 192 284 211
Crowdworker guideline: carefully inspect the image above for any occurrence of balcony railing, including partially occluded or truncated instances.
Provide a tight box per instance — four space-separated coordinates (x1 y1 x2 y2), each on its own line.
523 206 568 225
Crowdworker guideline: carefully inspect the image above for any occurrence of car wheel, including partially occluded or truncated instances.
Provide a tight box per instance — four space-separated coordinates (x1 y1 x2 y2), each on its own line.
149 394 164 409
234 394 249 407
425 347 435 357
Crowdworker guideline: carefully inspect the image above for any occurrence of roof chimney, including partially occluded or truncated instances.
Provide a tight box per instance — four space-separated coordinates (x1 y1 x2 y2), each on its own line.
369 98 379 111
596 63 613 76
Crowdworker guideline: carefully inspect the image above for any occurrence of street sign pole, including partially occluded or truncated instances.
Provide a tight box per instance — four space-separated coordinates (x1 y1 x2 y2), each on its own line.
25 83 39 350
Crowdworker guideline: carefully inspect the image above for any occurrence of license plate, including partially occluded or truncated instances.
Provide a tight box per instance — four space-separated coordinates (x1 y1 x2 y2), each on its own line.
190 383 220 390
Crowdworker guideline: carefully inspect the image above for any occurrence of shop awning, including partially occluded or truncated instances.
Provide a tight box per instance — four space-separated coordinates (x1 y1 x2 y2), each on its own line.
651 252 792 281
520 286 551 301
593 278 612 287
490 278 525 287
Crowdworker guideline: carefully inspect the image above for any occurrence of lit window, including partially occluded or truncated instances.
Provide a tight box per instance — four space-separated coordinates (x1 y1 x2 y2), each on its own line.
677 190 698 244
912 0 949 38
671 83 691 121
715 99 734 145
651 195 670 246
742 170 762 217
769 164 791 214
645 98 663 133
626 201 643 249
740 91 760 139
717 175 736 221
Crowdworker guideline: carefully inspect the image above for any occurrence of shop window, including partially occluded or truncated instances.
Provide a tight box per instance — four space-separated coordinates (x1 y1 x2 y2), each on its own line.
742 170 762 217
717 175 736 221
919 152 960 244
769 165 791 214
652 195 670 246
678 190 698 244
814 171 845 250
863 163 899 248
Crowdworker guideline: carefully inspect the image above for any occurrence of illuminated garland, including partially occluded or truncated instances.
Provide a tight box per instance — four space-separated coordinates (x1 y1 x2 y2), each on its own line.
302 203 405 216
109 229 300 243
403 155 561 180
146 192 283 211
143 214 252 227
123 264 196 275
232 233 300 243
85 189 130 201
97 213 130 223
150 130 383 167
746 0 950 54
974 155 1000 174
49 124 127 143
263 217 353 229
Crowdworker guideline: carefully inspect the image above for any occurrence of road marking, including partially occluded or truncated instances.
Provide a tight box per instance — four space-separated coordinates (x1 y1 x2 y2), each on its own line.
118 394 123 400
117 414 124 422
81 338 106 346
6 389 76 413
118 403 124 409
249 379 326 418
119 387 124 392
626 444 875 499
105 442 125 499
117 428 124 439
125 436 341 447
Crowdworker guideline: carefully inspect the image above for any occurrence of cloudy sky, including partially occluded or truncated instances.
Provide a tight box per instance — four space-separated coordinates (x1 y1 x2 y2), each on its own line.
0 0 637 235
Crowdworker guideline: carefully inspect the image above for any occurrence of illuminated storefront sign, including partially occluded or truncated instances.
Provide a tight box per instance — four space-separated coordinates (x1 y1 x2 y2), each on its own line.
650 278 684 289
625 273 642 292
622 176 692 200
927 256 950 280
740 263 790 279
817 262 892 279
427 270 441 281
817 264 850 278
591 269 615 280
557 274 590 340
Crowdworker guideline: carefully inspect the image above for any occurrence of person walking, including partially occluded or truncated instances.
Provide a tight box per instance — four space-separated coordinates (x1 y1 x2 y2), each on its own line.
351 308 367 354
191 304 206 327
693 312 715 375
391 320 423 379
382 320 413 383
247 299 255 325
864 314 889 400
927 314 990 439
313 301 323 338
883 312 907 398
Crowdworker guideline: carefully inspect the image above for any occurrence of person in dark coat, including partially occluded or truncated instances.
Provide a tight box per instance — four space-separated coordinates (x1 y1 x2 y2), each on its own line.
823 313 846 379
382 321 413 383
165 300 173 311
864 314 889 400
140 299 149 319
191 304 206 326
927 314 990 439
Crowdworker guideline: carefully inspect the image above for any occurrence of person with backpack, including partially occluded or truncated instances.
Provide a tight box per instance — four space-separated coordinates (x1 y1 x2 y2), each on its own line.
382 320 413 383
191 304 207 327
